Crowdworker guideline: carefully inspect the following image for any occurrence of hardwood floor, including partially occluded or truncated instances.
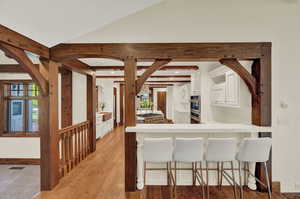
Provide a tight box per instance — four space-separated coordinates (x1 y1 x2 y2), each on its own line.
34 126 288 199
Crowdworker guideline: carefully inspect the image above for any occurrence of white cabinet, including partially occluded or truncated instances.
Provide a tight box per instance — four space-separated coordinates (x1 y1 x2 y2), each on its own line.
191 70 201 95
210 68 240 108
211 83 225 105
225 71 239 106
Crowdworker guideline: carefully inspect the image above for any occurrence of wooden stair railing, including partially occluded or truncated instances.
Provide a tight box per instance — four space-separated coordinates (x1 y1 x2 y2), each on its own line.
59 120 91 177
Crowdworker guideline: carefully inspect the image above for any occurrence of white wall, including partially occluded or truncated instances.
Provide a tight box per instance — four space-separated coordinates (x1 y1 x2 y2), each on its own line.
0 138 40 158
72 0 300 192
72 71 87 124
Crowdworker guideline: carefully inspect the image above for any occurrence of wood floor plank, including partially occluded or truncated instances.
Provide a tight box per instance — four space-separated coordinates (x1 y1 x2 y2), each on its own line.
34 126 287 199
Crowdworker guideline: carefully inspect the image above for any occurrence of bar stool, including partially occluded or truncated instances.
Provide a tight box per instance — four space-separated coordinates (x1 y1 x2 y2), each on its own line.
143 137 175 192
206 138 238 199
173 137 206 199
236 138 272 199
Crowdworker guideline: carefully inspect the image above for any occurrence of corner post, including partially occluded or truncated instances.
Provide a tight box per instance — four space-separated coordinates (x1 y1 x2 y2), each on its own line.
61 68 73 128
87 73 97 152
39 61 60 190
252 43 272 191
124 56 138 193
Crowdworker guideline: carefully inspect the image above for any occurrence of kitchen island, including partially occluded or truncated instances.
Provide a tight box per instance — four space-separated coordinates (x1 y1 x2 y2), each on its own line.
126 123 272 190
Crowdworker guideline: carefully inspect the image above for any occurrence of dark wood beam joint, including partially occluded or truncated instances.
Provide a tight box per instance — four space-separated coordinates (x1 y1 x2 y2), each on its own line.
0 42 49 95
0 25 49 58
136 59 171 93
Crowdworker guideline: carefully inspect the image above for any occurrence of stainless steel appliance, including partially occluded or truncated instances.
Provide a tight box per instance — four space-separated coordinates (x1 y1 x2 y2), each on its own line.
190 95 201 123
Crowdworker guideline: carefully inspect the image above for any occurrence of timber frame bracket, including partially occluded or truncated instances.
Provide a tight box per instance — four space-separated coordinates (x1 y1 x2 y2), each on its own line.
135 58 172 93
0 42 49 95
219 58 259 102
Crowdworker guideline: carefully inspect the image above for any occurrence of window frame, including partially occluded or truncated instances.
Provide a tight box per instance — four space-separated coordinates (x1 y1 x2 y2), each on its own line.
0 80 40 137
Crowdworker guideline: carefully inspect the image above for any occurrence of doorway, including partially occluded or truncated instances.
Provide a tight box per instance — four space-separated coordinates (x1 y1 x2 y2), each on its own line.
157 91 166 118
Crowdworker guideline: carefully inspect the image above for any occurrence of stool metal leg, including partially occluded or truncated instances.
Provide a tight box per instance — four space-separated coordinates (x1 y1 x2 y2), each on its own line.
206 161 209 199
239 161 244 199
144 162 146 186
199 162 205 199
219 162 224 189
264 162 272 199
217 162 220 188
192 162 196 186
231 161 237 199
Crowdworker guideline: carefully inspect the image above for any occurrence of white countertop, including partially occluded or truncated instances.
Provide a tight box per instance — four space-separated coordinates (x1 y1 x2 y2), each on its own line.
126 123 272 134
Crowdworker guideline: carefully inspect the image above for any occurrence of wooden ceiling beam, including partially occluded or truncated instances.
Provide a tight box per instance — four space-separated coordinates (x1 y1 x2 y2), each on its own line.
114 80 190 83
96 75 190 79
0 25 49 58
91 65 199 70
50 43 267 62
62 59 94 76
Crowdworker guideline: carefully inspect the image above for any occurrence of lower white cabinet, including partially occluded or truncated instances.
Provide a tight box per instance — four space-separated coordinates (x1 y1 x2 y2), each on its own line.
96 117 113 139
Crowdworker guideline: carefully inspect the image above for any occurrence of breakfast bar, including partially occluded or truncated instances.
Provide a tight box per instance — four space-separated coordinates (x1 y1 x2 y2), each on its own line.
126 123 272 190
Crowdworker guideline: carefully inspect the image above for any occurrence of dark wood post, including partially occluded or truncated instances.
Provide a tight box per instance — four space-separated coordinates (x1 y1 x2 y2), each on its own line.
0 83 4 135
252 43 272 191
120 84 124 125
39 61 60 190
61 68 73 128
87 73 97 152
124 57 137 193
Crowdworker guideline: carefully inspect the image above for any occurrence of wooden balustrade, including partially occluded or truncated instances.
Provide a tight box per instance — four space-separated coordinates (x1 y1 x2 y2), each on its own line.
59 120 91 177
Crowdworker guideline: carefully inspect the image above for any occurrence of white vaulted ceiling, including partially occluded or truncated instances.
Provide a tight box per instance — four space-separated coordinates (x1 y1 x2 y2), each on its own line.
0 0 163 47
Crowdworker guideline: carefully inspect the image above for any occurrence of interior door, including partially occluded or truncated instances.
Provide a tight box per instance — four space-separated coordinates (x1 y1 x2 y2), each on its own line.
157 91 166 118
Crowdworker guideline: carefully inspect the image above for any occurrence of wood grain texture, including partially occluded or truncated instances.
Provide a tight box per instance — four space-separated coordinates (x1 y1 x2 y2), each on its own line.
0 158 40 165
97 75 190 79
50 43 266 62
62 59 94 76
91 65 199 71
124 57 137 192
0 43 48 95
0 83 4 135
0 24 49 58
136 59 171 93
0 64 29 73
251 43 272 192
61 68 73 128
87 74 97 152
39 61 60 191
120 84 124 125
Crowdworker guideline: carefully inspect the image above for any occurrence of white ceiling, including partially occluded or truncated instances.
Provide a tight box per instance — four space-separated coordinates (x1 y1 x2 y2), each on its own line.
0 0 162 47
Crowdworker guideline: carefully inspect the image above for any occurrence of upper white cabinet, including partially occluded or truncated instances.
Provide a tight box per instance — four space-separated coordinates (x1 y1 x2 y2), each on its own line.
225 71 239 106
211 83 226 105
209 67 240 107
191 70 201 95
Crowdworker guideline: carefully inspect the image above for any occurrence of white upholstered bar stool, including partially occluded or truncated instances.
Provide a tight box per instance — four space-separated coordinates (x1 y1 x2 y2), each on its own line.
236 138 272 199
173 138 206 199
143 138 175 190
206 138 238 199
